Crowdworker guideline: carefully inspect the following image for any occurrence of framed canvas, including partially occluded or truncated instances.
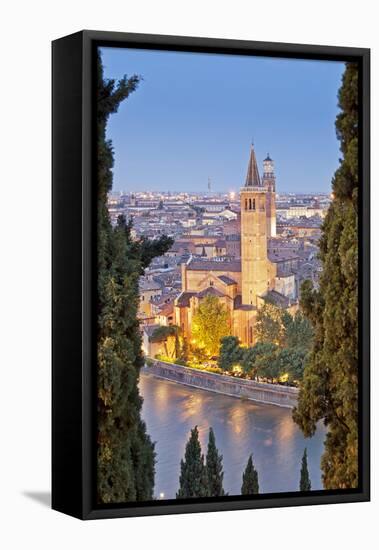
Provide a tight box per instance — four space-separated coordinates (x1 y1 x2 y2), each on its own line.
52 30 370 520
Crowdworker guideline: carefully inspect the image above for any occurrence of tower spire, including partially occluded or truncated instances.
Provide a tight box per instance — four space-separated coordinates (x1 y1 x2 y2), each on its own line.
245 143 261 188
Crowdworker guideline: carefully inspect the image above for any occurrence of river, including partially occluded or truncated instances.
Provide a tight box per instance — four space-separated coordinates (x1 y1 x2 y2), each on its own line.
140 371 326 499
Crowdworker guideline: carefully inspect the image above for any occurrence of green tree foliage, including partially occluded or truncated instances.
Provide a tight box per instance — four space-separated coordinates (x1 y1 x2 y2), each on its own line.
283 311 313 352
243 304 312 382
216 299 312 382
139 234 174 269
150 325 180 359
206 428 225 497
240 346 259 377
299 448 312 491
241 454 259 495
274 348 308 384
293 63 359 489
156 334 190 365
188 203 205 216
192 295 230 357
253 343 279 381
150 325 179 342
218 336 244 371
180 336 190 363
218 312 310 383
177 426 209 498
97 52 173 503
240 342 279 380
256 304 313 351
255 303 286 345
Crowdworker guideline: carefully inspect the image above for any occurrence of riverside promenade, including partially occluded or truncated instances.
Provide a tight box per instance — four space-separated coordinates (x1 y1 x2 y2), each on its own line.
143 360 298 408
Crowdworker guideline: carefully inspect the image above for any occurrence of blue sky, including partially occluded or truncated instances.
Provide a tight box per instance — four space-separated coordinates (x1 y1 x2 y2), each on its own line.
100 47 345 194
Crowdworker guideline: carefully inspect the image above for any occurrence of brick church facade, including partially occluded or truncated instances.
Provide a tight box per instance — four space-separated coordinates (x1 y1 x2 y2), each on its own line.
174 143 297 346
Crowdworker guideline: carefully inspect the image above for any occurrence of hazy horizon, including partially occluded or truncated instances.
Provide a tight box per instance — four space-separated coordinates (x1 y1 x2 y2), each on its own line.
109 188 330 196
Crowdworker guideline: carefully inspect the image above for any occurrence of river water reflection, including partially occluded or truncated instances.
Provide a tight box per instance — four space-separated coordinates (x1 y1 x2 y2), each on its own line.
140 372 326 499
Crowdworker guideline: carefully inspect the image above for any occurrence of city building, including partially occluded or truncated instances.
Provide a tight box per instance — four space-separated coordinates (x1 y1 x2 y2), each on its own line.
174 143 297 346
138 278 163 318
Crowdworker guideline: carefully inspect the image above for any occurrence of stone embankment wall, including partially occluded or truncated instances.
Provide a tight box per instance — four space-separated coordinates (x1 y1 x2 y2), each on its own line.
143 360 298 408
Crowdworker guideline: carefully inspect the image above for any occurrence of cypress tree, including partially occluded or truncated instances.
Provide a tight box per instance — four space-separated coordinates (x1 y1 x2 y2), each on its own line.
206 428 225 497
293 63 359 489
96 52 173 503
176 426 209 498
299 448 312 492
241 454 259 495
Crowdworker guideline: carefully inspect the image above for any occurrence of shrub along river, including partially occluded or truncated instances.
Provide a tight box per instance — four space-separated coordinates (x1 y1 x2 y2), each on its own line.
139 371 326 499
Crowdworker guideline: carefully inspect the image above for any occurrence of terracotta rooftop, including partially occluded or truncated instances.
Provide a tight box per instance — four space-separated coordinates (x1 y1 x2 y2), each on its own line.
142 324 161 339
188 259 241 272
268 250 300 263
276 267 294 278
139 279 162 292
151 291 179 307
197 286 225 299
176 291 196 307
168 242 182 252
263 290 294 308
158 303 174 316
218 275 237 286
233 295 255 310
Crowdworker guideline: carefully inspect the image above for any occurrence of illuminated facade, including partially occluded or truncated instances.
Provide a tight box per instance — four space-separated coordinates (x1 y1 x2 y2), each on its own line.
174 143 296 346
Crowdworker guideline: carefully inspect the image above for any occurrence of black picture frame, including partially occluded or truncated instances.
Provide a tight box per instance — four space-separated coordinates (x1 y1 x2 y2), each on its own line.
52 30 370 520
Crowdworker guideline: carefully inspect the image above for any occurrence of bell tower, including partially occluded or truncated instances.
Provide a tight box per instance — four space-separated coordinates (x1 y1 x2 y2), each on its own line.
240 144 269 306
262 154 276 237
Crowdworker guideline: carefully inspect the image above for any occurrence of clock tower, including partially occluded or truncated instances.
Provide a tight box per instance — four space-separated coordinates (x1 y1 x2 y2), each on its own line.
262 154 277 237
240 144 270 306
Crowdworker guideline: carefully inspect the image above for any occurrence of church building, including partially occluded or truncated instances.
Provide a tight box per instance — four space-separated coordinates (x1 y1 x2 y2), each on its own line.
174 143 296 347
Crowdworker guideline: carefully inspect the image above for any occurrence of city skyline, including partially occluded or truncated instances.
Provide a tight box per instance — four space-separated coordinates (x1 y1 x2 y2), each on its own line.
101 47 344 194
109 189 331 197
